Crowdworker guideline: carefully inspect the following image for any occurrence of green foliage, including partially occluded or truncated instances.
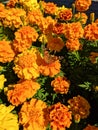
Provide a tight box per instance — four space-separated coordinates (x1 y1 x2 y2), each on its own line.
78 82 92 91
46 124 52 130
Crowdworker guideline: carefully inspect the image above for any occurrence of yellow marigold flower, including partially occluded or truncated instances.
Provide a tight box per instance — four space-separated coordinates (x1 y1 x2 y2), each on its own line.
0 74 6 90
66 38 81 51
83 124 98 130
51 76 70 94
94 86 98 92
48 102 72 130
27 9 43 26
38 34 48 44
68 95 91 123
64 22 84 39
58 8 72 21
41 1 58 15
2 8 26 29
39 51 61 77
0 104 19 130
47 35 64 52
89 52 98 64
0 40 15 63
75 0 92 12
13 26 38 53
74 12 88 24
6 79 40 106
13 48 40 79
19 0 39 11
53 23 65 35
84 23 98 41
19 98 49 130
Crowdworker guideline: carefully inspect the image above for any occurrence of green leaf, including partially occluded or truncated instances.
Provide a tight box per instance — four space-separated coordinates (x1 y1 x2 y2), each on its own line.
78 82 91 91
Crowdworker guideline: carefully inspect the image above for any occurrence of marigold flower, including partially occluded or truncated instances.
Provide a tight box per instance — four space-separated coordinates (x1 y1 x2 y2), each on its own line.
66 38 81 51
58 8 72 21
51 76 70 94
64 22 84 39
53 23 65 35
6 79 40 106
68 95 91 123
48 102 72 130
39 51 61 77
27 9 43 26
39 16 56 34
2 8 26 29
0 40 15 63
13 48 40 79
19 0 39 11
19 98 49 130
89 52 98 64
7 0 18 7
41 1 58 15
13 26 38 53
0 74 6 90
0 7 7 20
38 34 48 44
84 23 98 41
0 3 5 10
47 35 64 52
94 86 98 92
74 12 88 24
95 19 98 25
83 124 98 130
0 104 19 130
75 0 92 12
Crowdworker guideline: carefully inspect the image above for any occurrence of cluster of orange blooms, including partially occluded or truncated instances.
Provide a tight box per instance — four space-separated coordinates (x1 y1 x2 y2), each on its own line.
0 0 98 130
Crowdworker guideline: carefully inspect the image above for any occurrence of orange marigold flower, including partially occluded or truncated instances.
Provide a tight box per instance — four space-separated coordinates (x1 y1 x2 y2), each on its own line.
74 12 88 24
0 3 5 10
89 52 98 64
58 8 72 21
0 3 5 19
13 48 40 79
51 76 70 94
66 38 81 51
41 1 58 15
2 8 26 29
7 0 18 7
68 95 91 123
75 0 92 12
39 51 61 77
53 23 65 35
64 22 84 39
13 26 38 53
39 16 56 34
19 98 49 130
84 23 98 41
6 79 40 106
0 7 8 20
95 19 98 25
0 40 15 63
48 102 72 130
47 35 64 52
27 9 43 26
83 124 98 130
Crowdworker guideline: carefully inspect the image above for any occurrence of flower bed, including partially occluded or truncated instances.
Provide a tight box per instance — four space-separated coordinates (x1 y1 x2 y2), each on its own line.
0 0 98 130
